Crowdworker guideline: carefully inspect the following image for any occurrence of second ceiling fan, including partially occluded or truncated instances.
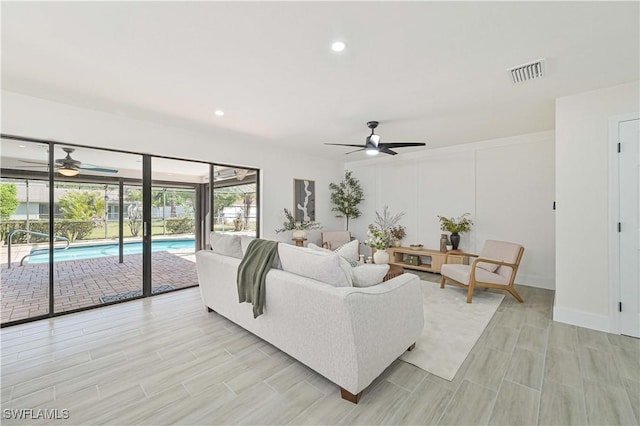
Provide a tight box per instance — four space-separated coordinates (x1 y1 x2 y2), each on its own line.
19 147 118 176
325 121 426 156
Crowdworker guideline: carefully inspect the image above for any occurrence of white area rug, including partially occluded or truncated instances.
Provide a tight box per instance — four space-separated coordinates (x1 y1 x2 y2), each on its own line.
400 280 504 381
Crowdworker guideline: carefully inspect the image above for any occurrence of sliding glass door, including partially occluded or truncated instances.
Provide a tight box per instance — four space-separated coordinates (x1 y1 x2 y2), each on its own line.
0 134 260 326
0 137 51 323
212 165 258 237
149 158 208 294
52 145 143 313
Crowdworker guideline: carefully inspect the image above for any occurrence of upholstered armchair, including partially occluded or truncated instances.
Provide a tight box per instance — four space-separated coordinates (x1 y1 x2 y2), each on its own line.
440 240 525 303
321 231 352 250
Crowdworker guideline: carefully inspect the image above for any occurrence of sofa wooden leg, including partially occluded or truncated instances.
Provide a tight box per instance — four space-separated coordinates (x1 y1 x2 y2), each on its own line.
407 343 416 351
440 275 446 289
340 388 361 404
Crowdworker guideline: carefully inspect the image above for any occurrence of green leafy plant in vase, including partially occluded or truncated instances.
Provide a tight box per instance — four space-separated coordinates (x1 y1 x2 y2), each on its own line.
275 208 321 239
364 206 405 264
437 213 473 250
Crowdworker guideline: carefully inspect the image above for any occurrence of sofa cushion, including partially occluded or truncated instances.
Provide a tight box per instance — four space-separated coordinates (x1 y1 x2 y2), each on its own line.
351 264 390 287
278 243 352 287
308 241 360 266
306 242 354 286
210 232 243 259
240 235 255 256
334 239 360 264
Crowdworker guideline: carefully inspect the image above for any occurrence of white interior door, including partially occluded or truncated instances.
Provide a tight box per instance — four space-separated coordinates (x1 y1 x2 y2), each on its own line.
619 118 640 338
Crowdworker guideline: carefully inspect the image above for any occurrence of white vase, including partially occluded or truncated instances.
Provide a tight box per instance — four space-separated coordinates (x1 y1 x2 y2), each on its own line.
373 250 389 265
393 240 401 247
292 229 306 239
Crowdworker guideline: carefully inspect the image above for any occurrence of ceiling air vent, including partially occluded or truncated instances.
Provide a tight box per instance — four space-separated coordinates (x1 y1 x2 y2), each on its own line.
508 58 545 84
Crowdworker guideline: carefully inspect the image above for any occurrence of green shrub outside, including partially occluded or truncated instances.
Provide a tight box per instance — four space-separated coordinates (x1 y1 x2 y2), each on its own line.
0 220 95 244
165 217 195 234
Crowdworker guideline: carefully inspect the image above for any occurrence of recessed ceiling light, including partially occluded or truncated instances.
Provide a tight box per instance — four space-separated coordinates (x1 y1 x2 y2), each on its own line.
331 41 346 52
214 110 225 117
18 145 25 148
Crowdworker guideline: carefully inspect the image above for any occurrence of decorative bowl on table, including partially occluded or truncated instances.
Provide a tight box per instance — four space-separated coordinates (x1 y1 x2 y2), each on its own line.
409 244 424 250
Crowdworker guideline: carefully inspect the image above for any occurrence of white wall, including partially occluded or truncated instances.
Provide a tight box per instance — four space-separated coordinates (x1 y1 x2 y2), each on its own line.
346 131 556 289
555 81 640 331
0 91 345 242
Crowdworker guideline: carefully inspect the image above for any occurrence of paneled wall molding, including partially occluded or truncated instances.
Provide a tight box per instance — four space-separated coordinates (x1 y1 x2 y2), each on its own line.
346 130 556 290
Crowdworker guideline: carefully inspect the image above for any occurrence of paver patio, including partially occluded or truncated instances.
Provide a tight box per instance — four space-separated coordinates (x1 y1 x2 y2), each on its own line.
0 250 198 324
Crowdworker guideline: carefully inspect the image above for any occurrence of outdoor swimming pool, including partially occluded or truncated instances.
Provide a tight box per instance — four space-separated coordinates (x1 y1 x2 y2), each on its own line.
28 239 195 263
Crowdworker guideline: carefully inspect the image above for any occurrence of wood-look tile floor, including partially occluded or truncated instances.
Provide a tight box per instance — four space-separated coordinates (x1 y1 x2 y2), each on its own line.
1 274 638 425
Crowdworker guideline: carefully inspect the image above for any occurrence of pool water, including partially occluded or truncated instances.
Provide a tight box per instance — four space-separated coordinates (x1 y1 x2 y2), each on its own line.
28 239 195 263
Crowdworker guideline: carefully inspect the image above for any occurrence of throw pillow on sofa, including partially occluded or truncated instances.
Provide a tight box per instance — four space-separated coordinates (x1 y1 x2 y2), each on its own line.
333 239 360 264
307 242 354 286
210 232 243 259
308 240 359 266
351 264 390 287
278 244 352 287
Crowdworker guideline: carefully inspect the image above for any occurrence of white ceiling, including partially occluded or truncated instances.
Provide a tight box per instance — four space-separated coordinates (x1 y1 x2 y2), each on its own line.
1 1 638 161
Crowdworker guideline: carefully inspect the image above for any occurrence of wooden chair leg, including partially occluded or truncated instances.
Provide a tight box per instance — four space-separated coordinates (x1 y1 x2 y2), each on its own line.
440 275 446 289
340 388 362 404
508 287 524 303
467 282 475 303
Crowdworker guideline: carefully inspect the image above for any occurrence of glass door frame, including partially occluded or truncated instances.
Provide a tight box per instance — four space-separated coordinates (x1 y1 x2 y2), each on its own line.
1 133 260 327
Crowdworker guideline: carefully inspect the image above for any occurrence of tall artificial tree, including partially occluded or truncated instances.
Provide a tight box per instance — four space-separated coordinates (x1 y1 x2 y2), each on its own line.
329 170 364 231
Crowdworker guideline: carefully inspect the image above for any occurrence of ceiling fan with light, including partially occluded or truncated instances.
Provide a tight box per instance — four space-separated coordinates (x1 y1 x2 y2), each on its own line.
325 121 427 156
20 147 118 176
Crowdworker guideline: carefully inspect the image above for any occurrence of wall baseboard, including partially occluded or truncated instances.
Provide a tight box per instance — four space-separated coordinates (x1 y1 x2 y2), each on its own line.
517 274 555 290
553 305 611 333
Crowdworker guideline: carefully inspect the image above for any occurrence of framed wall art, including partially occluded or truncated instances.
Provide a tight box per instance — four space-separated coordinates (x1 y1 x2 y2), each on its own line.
293 179 315 222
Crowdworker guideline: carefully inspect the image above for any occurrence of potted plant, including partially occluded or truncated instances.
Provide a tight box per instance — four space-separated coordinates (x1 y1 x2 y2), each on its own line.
329 170 364 231
233 212 244 231
363 225 392 264
363 206 405 263
390 225 406 247
275 208 321 239
437 213 473 250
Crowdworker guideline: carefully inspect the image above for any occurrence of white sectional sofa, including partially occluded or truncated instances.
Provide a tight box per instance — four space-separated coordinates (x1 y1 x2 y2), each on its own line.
195 241 424 403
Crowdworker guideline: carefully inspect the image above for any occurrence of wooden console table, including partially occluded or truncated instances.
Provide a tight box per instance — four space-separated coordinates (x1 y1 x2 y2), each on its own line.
386 247 468 273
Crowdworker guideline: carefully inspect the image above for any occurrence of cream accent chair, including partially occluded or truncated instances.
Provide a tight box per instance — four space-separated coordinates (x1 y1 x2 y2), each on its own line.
321 231 352 250
440 240 525 303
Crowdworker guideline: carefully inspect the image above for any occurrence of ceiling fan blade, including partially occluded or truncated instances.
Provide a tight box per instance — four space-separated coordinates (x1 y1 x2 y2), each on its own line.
379 142 426 148
19 159 48 165
379 147 398 155
56 159 81 167
324 143 366 148
345 148 366 155
79 165 118 173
